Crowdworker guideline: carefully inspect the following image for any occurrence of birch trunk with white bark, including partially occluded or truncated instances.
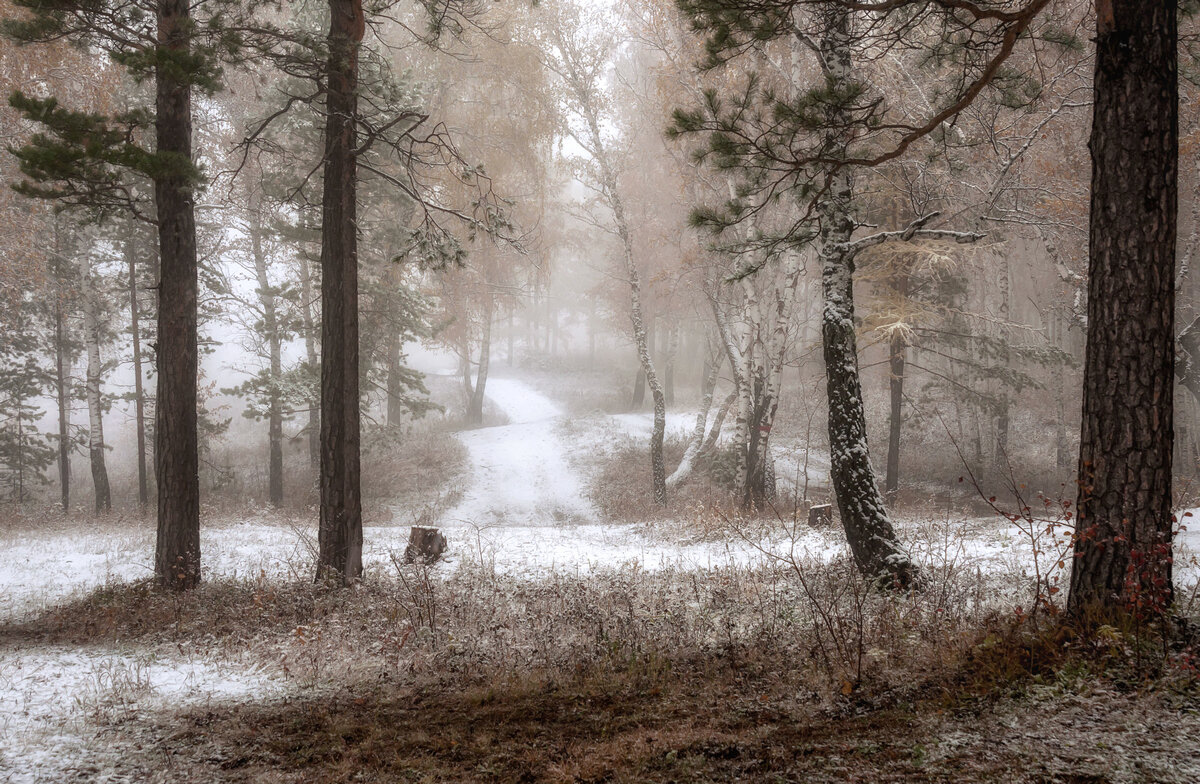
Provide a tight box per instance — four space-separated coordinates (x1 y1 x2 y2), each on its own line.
80 261 111 514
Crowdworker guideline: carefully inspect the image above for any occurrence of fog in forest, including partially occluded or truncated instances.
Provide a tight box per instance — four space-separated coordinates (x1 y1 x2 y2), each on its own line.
0 1 1197 781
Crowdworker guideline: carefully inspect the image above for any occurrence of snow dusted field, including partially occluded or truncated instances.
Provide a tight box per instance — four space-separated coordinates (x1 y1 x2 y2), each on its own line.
2 373 1200 781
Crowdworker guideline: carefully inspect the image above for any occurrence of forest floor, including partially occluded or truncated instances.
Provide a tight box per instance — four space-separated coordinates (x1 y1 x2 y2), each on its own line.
1 370 1199 782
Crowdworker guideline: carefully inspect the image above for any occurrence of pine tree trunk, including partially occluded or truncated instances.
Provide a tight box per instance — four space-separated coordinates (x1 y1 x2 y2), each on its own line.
386 330 405 427
315 0 365 586
821 239 914 587
507 308 515 368
80 265 111 514
125 236 149 510
153 0 201 590
460 351 475 405
631 367 646 409
588 299 597 371
1068 0 1177 619
816 4 914 587
1056 375 1071 472
16 415 24 503
530 279 540 352
995 255 1011 467
664 323 679 407
250 201 284 506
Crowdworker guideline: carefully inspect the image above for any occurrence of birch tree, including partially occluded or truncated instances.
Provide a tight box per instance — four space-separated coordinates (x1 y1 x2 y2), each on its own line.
538 0 668 504
77 244 113 514
669 0 1045 583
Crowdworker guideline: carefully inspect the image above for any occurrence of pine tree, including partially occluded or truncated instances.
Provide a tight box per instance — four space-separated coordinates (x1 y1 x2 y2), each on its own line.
3 0 269 588
1067 0 1179 622
0 294 55 502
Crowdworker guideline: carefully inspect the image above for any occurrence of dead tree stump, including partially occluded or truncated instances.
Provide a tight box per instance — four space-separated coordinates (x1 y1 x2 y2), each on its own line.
807 504 833 528
404 526 447 564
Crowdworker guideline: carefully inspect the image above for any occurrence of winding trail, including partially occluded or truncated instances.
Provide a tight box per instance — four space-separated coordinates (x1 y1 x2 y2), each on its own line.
424 376 779 574
437 378 598 528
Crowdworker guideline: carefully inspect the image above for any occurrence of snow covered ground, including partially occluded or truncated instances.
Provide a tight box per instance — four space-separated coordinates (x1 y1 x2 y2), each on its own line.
437 377 599 529
0 645 283 783
2 372 1199 781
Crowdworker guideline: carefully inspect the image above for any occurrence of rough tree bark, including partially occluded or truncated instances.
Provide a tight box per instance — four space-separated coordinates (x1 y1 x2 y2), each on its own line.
1068 0 1177 619
153 0 201 590
820 239 914 587
815 4 915 588
315 0 365 585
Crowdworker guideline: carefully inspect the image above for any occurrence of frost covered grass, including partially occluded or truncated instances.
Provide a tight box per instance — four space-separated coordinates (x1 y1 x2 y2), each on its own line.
4 372 1200 781
584 433 785 524
10 533 1197 783
4 501 1200 782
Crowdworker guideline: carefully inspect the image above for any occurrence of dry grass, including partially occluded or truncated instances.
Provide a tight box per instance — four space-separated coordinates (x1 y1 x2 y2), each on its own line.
25 561 1196 784
361 430 469 523
4 509 1200 782
589 436 800 525
132 658 1200 783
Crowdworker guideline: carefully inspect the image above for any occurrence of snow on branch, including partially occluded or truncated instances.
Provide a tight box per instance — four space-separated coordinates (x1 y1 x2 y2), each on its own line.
837 212 986 261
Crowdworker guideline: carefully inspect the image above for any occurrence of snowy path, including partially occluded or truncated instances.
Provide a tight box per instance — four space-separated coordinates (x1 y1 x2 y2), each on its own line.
438 377 598 528
426 376 797 574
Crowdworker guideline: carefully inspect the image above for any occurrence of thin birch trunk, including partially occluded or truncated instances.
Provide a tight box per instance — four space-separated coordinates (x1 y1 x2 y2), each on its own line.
80 261 111 514
249 199 284 506
667 332 722 489
125 235 149 509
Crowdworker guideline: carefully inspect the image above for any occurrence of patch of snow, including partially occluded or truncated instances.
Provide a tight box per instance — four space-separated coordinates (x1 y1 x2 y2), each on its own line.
608 411 697 440
480 377 565 423
383 522 840 577
0 645 282 784
433 377 598 529
0 531 153 622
